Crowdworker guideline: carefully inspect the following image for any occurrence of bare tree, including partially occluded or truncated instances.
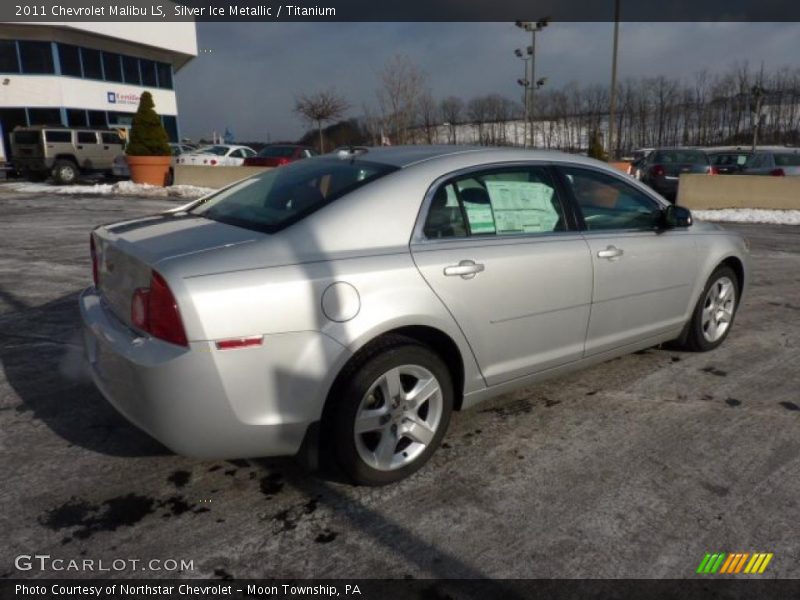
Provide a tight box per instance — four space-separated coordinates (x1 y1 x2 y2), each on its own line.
417 91 439 144
377 54 427 144
440 96 464 144
294 89 350 152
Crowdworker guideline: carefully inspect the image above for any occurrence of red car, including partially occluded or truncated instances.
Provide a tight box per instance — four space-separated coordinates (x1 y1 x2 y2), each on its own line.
243 144 317 167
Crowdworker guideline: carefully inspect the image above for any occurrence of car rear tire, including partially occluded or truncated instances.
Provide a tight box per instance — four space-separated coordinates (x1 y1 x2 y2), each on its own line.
52 160 79 185
681 265 739 352
329 336 453 486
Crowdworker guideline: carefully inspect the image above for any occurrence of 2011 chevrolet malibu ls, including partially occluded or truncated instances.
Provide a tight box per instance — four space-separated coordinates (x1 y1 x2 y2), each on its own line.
81 146 749 485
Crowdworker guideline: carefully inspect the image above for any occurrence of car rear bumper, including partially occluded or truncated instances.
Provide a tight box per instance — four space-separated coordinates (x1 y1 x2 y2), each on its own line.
79 286 348 459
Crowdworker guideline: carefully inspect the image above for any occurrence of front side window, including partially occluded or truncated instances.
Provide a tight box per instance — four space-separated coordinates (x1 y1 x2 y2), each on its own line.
561 167 662 231
190 158 397 233
424 166 566 239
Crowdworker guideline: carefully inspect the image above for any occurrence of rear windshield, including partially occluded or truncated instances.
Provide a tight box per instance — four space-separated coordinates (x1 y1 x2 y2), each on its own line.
775 153 800 167
190 158 397 233
258 146 297 157
653 150 708 164
196 145 230 156
12 131 41 145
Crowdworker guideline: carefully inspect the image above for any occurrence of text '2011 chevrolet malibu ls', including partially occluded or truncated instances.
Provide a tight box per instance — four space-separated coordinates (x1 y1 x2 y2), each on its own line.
80 146 750 485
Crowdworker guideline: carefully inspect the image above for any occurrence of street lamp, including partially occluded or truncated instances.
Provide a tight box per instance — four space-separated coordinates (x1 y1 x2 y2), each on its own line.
514 48 530 147
515 17 550 147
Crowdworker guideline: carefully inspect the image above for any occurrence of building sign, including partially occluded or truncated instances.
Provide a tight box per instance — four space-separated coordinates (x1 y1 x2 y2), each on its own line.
107 91 140 106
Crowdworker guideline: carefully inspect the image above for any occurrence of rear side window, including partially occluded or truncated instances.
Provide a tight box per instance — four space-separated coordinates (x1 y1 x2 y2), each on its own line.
191 158 397 233
77 132 97 144
44 131 72 143
424 166 566 239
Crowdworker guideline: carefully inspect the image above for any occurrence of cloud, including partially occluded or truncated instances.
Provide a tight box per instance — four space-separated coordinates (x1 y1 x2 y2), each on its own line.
174 22 800 142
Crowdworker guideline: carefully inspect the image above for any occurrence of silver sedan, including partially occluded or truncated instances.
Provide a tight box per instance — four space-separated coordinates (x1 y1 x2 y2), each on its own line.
80 147 750 485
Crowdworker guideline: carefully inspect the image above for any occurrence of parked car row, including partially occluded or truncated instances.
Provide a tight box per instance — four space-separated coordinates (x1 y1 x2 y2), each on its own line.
627 145 799 200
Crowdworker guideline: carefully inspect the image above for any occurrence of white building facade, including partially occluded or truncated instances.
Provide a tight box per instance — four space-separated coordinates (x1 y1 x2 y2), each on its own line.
0 21 197 154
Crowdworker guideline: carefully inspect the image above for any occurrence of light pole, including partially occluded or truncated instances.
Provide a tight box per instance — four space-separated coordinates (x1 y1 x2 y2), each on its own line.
608 0 621 160
516 18 550 147
514 48 530 148
750 84 765 152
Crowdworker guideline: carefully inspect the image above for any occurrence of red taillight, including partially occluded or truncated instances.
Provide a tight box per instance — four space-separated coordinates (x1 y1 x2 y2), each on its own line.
209 159 217 166
90 234 99 287
708 166 719 175
277 158 290 166
651 164 665 177
770 168 785 176
130 271 188 346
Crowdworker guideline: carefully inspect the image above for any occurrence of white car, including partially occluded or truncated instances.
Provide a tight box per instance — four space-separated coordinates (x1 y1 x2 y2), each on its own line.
176 144 256 167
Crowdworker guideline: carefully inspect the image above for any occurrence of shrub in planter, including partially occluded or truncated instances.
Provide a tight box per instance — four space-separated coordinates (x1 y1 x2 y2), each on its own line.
126 91 172 186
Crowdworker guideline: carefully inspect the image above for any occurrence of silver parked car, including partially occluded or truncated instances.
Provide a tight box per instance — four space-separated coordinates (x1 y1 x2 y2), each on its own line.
81 147 750 485
740 149 800 176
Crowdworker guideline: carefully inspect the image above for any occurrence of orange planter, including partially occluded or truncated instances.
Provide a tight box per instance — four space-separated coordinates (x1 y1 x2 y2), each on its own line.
126 155 172 186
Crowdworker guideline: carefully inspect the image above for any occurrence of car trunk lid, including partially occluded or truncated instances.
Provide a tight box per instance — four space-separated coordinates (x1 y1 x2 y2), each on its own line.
93 213 258 327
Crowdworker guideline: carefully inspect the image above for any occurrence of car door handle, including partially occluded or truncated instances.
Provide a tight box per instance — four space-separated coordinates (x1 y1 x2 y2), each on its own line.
444 260 485 279
597 246 624 260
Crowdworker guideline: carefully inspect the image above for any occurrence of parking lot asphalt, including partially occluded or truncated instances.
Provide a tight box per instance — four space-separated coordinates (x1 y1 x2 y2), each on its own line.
1 186 799 580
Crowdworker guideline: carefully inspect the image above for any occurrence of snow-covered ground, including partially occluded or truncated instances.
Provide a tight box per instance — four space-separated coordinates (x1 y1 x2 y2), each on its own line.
0 180 214 199
694 209 800 226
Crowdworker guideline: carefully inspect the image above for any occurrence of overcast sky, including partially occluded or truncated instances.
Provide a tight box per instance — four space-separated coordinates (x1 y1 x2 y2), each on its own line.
174 22 800 143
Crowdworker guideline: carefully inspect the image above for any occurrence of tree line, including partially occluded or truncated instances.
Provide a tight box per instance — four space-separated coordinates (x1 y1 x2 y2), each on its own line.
293 57 800 155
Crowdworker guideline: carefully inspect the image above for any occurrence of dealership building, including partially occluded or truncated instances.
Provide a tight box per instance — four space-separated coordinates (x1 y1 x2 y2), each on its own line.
0 22 197 156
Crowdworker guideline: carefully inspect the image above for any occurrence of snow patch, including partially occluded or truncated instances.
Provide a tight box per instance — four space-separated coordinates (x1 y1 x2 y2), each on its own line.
1 180 214 199
694 209 800 226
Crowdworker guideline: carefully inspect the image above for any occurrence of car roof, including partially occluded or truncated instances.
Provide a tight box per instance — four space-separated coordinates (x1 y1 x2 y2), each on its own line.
338 145 603 169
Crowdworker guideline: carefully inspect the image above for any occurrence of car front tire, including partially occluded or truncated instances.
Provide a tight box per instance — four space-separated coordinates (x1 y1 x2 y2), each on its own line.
682 265 739 352
329 336 453 486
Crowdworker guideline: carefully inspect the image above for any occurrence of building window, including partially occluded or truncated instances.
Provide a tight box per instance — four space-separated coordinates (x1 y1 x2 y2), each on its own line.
81 48 103 80
156 62 173 89
162 115 178 142
18 41 55 74
88 110 107 127
58 44 82 77
122 55 141 85
66 108 88 127
27 108 63 126
140 59 157 87
102 52 122 82
0 40 20 73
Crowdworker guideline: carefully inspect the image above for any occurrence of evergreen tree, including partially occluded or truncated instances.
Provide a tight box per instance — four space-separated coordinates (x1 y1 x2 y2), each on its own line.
126 91 171 156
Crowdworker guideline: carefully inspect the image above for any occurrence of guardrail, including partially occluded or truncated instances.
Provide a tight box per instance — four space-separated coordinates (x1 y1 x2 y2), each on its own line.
173 165 272 189
677 174 800 210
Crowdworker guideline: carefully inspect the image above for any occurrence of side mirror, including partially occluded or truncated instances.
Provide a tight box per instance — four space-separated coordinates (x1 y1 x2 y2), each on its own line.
663 204 693 228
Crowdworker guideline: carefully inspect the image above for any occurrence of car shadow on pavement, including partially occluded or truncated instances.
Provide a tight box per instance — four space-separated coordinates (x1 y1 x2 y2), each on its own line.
0 288 169 457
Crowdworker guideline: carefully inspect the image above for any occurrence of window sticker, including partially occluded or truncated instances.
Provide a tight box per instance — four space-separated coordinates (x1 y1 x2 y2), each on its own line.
463 202 496 234
485 181 559 234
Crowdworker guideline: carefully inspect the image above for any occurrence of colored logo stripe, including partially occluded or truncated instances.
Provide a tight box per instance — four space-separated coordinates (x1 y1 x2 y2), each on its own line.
698 552 773 574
